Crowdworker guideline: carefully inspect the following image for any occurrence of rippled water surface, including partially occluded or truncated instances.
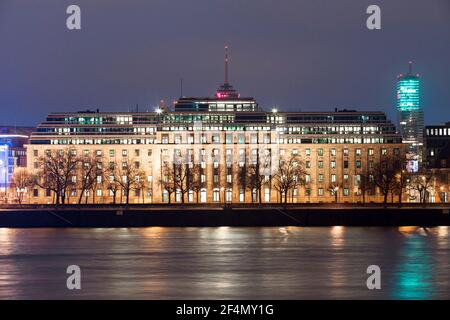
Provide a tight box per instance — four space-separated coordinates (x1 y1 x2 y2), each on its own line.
0 227 449 299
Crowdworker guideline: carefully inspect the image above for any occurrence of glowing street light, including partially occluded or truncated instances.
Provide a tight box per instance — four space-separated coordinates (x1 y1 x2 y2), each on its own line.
272 108 278 113
155 108 163 114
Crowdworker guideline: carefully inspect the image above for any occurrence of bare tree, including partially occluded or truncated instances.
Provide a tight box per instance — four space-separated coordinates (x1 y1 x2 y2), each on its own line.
77 155 98 204
159 161 176 204
273 155 307 204
117 158 145 205
238 149 268 204
189 164 202 203
408 169 435 204
133 166 148 204
372 157 401 207
11 168 35 204
88 158 106 204
106 162 121 204
36 149 79 205
392 164 410 206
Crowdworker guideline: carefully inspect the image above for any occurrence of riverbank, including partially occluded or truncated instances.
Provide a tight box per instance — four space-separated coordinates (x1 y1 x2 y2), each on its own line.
0 205 449 227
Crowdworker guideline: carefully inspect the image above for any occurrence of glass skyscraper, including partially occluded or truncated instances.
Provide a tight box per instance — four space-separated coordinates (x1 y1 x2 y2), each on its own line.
397 62 424 170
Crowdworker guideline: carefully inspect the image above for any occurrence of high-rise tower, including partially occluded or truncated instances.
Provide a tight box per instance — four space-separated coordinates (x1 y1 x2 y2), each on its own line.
397 61 424 170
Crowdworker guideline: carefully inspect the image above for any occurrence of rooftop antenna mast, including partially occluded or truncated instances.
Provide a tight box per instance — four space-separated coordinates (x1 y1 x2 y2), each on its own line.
224 45 229 85
408 61 413 74
180 78 183 98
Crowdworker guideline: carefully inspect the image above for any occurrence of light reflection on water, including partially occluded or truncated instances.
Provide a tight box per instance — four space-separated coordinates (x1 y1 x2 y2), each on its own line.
0 227 449 300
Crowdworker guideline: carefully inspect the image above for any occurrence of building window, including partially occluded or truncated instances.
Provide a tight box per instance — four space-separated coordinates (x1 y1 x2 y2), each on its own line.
122 149 128 157
344 174 349 181
96 150 102 157
213 189 220 202
331 174 336 183
331 161 336 169
226 188 232 202
239 189 245 202
109 150 115 157
356 148 362 156
200 189 207 203
135 149 140 157
318 161 324 169
318 188 324 196
317 149 323 157
96 189 102 197
162 135 169 144
33 189 39 197
343 149 349 156
305 149 311 156
381 149 387 156
33 150 38 157
264 188 270 202
368 148 374 156
162 190 169 203
356 160 362 169
212 134 220 143
343 188 349 196
306 161 311 169
344 160 349 169
331 149 336 156
318 174 324 182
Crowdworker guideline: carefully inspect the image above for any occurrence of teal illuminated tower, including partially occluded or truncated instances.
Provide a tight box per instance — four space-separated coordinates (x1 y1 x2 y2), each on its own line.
397 62 424 169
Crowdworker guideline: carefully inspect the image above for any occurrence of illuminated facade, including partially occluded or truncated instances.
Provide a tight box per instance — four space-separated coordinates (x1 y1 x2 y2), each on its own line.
0 127 33 193
26 104 404 204
397 62 424 169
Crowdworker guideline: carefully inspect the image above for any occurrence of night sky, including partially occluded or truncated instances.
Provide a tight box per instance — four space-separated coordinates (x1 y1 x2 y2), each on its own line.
0 0 449 127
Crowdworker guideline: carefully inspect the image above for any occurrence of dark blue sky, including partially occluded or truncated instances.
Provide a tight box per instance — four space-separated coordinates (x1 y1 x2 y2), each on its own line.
0 0 449 126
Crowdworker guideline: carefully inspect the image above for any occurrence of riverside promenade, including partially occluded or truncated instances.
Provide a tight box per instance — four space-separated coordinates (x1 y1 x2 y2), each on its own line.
0 204 449 227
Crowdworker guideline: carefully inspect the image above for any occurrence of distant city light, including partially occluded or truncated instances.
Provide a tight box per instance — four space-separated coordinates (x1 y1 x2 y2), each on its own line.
155 108 163 114
272 108 278 113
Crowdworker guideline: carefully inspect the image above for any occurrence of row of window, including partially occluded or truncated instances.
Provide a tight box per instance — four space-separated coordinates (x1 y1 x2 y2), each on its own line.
33 147 400 159
31 186 372 201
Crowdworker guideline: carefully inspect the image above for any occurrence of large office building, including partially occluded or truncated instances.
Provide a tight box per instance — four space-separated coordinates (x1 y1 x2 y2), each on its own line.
25 49 405 204
396 62 424 170
27 109 404 204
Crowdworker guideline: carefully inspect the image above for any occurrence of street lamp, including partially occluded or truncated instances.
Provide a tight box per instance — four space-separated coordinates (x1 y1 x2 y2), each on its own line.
334 186 339 203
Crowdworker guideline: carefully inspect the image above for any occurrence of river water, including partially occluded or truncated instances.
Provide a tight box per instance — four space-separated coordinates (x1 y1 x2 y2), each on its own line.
0 227 449 299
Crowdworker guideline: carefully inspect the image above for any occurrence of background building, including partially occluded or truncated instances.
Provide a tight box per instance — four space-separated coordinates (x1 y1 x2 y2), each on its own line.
425 122 450 202
397 62 424 171
0 126 34 194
